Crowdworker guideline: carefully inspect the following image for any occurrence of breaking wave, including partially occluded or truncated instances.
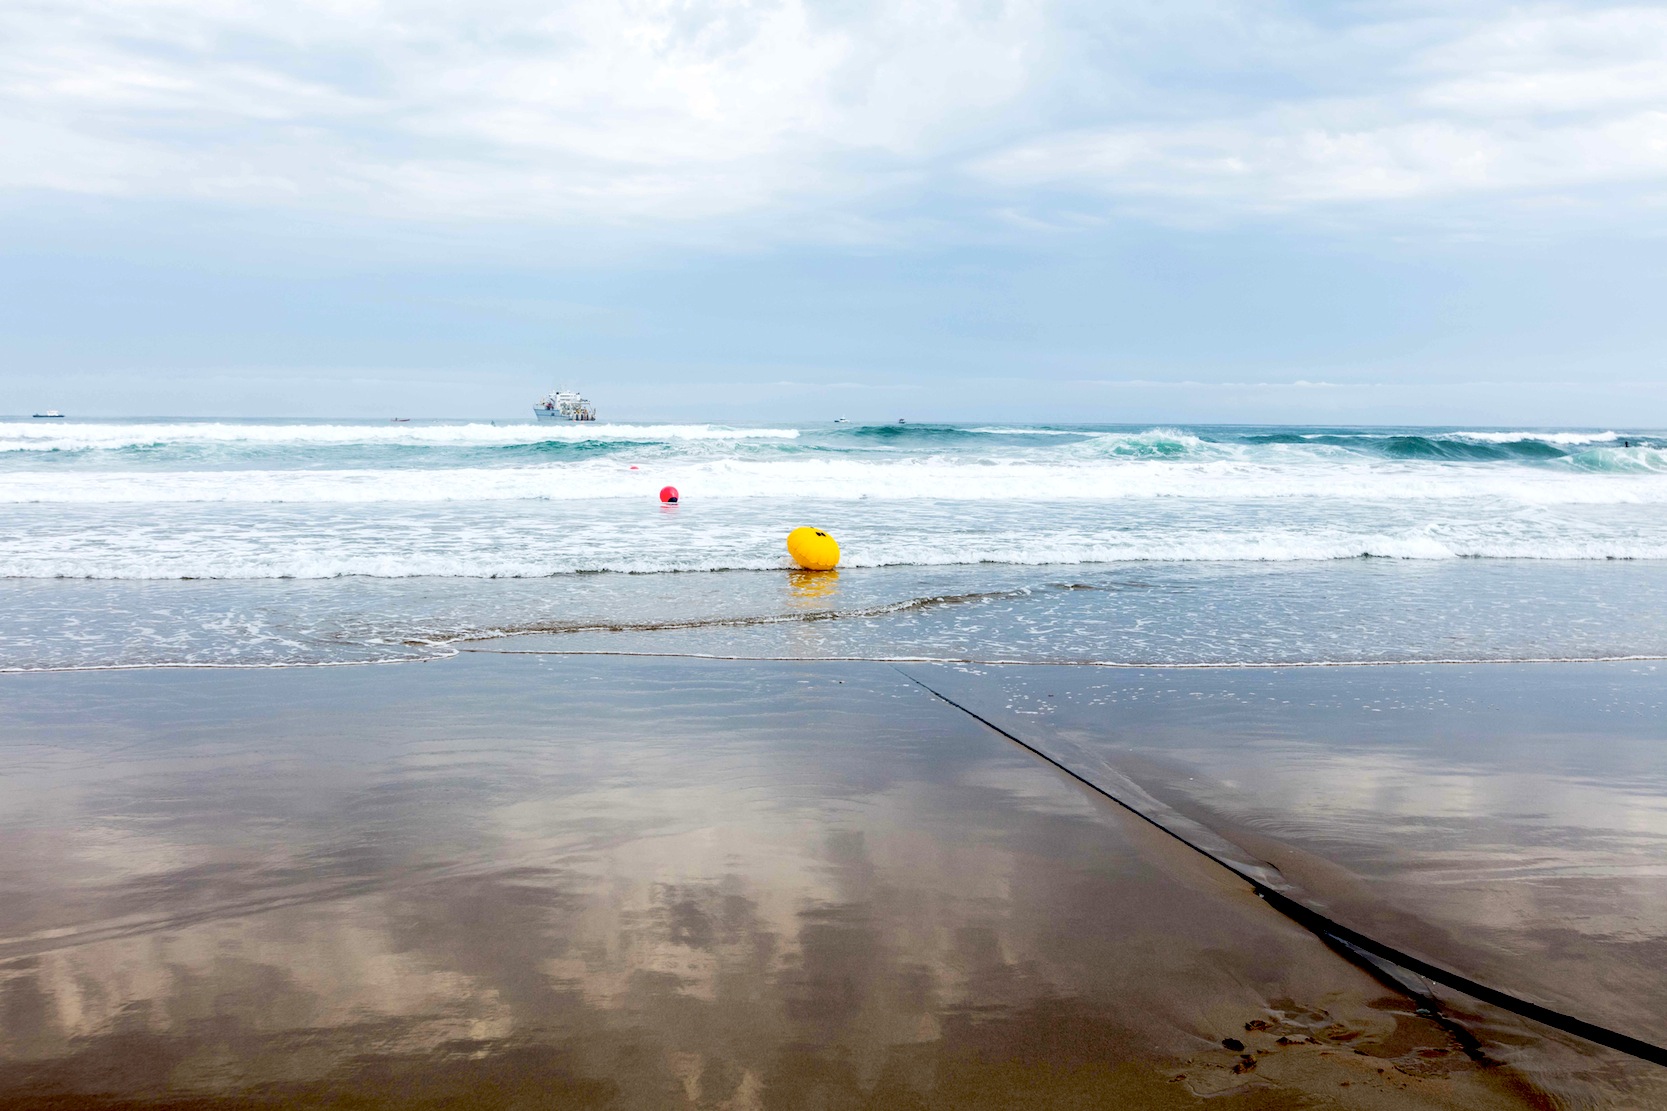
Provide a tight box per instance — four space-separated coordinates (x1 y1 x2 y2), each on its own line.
0 421 800 453
4 419 1666 585
4 453 1666 504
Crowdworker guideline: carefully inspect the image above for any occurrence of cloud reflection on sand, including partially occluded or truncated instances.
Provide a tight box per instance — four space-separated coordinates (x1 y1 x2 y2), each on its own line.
0 657 1557 1108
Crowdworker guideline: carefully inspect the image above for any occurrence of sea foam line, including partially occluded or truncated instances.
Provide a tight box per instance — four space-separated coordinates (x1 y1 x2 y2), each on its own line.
0 421 801 451
4 456 1666 504
9 646 1666 675
9 534 1667 579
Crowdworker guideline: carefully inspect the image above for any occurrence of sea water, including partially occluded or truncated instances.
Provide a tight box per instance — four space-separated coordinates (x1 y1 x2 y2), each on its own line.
4 417 1667 669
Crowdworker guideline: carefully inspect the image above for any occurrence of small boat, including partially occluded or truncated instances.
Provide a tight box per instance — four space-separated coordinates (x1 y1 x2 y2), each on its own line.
833 417 848 424
390 417 410 422
32 410 64 419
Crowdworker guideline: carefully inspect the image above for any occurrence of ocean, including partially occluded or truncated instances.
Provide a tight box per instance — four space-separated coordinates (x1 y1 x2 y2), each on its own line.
5 417 1667 670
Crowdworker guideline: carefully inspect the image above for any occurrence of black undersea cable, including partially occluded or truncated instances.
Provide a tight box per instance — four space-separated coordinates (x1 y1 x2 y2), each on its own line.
895 665 1667 1070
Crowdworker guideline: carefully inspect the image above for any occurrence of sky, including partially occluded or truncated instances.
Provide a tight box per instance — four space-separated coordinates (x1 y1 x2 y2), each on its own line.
1 0 1665 423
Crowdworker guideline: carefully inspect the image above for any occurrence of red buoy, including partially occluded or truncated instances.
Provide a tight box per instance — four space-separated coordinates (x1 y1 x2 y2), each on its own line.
659 486 679 504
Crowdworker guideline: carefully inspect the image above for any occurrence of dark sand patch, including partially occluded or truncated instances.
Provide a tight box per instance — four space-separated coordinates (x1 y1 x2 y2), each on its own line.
0 656 1577 1108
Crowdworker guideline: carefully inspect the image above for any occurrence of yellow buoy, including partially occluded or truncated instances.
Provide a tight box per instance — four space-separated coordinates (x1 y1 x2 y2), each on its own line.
786 527 840 571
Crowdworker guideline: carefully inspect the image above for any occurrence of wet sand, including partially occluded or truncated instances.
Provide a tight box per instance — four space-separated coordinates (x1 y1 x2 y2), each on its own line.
0 654 1636 1108
908 661 1667 1095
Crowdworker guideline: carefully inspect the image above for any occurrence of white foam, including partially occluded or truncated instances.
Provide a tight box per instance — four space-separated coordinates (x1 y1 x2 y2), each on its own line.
0 421 800 452
966 427 1082 436
8 541 1666 580
1077 427 1206 451
1452 430 1621 445
4 455 1665 505
7 517 1667 580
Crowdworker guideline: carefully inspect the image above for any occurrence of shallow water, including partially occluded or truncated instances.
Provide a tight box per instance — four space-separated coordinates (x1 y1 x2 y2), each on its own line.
9 559 1667 671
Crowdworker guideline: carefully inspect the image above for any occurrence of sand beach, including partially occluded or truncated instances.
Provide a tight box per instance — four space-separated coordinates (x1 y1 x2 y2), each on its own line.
3 652 1664 1107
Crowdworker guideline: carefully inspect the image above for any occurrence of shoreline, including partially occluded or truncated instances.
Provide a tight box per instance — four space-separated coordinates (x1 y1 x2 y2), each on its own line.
9 641 1667 675
12 558 1667 672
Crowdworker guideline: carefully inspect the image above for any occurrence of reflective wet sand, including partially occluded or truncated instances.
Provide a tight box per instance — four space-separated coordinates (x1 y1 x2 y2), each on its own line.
0 656 1566 1107
908 661 1667 1092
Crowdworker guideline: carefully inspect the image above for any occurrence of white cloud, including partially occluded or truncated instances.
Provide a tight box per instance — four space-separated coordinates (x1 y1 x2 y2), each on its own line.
1 0 1664 230
975 109 1667 206
972 5 1667 219
0 0 1047 220
1414 7 1667 116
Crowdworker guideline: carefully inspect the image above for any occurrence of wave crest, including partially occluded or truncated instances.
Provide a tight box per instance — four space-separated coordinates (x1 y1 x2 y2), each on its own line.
0 421 801 452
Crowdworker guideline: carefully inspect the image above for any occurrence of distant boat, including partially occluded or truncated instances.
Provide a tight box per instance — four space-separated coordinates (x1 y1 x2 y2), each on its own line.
534 388 597 422
833 417 848 424
32 410 64 419
390 418 410 422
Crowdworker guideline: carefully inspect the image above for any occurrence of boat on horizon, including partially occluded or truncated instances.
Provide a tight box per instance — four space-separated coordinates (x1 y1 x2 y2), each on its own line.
534 389 597 422
32 410 64 419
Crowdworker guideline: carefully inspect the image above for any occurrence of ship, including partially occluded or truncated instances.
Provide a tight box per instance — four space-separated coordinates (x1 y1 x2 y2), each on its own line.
32 410 65 419
534 389 597 422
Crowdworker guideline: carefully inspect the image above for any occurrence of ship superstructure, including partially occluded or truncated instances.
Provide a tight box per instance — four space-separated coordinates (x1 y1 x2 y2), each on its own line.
534 389 596 422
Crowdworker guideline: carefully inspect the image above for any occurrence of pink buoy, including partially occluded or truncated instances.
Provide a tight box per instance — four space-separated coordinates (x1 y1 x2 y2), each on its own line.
629 465 639 470
659 486 679 504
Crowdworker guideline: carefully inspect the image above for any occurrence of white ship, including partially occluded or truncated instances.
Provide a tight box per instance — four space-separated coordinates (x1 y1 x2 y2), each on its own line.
533 389 596 422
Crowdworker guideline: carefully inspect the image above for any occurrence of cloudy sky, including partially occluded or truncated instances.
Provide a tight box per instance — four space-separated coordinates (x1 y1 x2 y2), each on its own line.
2 0 1664 422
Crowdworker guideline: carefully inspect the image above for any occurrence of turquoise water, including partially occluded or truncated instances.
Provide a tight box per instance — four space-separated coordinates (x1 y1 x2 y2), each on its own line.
4 418 1667 668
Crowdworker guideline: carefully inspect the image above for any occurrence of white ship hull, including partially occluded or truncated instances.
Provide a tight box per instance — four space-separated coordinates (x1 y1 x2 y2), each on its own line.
534 387 596 421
